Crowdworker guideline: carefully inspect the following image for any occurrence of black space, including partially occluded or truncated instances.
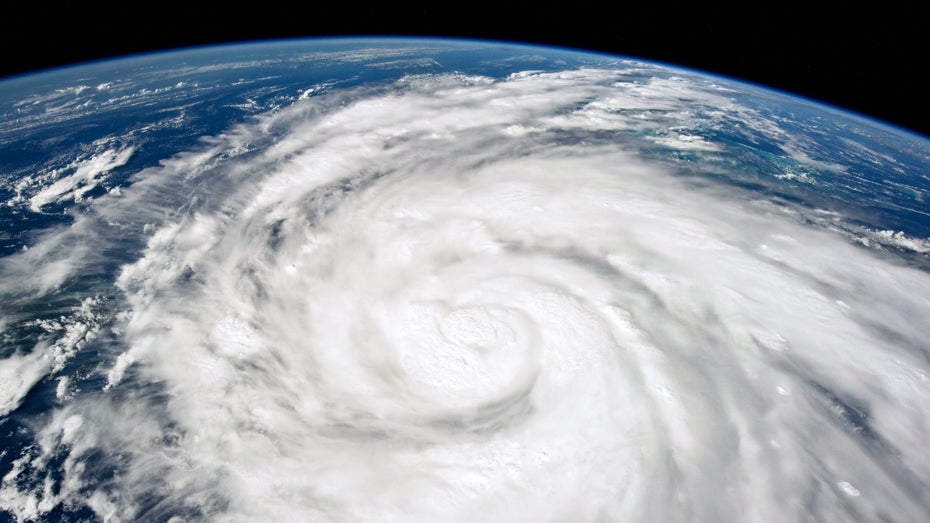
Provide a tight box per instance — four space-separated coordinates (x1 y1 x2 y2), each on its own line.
3 3 928 138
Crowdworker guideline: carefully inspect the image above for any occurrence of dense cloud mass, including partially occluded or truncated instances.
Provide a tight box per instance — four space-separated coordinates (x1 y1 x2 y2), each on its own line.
1 59 930 522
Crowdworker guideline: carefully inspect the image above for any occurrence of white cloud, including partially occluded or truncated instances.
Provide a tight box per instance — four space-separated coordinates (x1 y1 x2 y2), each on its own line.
1 66 929 522
0 350 50 417
0 295 105 417
28 146 135 212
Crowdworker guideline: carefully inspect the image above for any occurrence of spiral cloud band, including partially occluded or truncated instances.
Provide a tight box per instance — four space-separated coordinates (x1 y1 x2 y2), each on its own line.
2 62 930 522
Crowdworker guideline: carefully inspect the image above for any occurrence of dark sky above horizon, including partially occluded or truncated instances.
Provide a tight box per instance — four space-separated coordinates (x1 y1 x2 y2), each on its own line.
3 3 928 138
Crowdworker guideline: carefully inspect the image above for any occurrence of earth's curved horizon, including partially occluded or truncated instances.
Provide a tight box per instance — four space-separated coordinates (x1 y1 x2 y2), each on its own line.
1 37 929 522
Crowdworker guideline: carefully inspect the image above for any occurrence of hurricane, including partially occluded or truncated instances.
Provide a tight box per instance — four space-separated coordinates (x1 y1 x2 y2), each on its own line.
1 41 929 522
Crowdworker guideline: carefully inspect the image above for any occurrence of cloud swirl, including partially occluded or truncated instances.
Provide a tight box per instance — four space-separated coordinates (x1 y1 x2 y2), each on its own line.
2 66 930 522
